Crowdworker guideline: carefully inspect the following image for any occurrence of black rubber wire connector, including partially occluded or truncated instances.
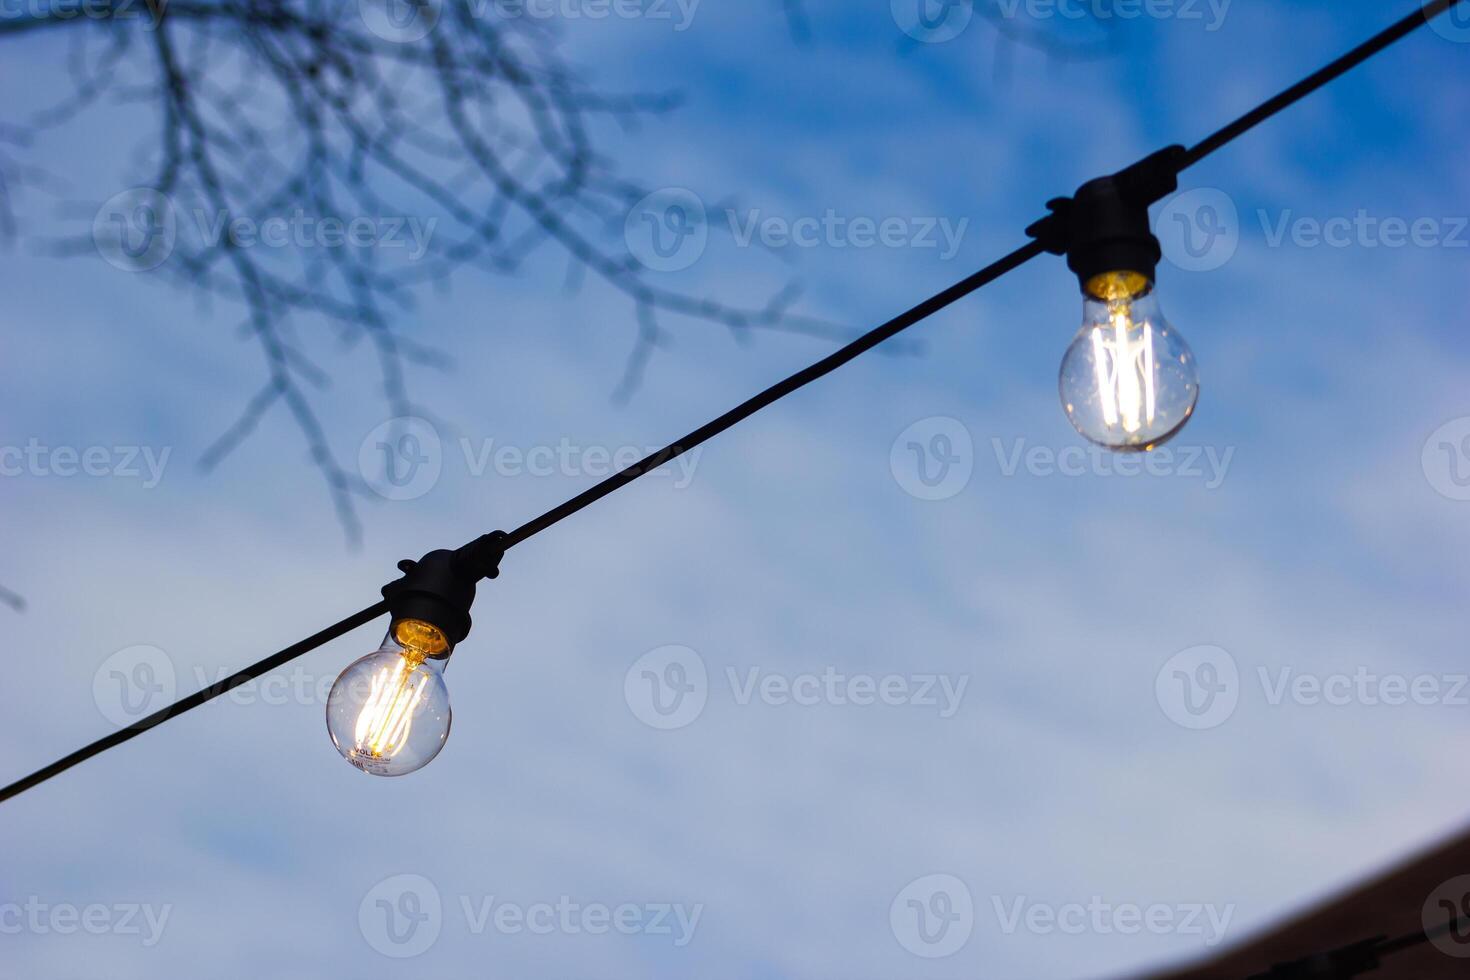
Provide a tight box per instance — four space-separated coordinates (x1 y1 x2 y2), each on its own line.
1026 145 1188 288
381 531 508 654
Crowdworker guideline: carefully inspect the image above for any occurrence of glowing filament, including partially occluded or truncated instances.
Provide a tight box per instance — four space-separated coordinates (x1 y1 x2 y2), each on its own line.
353 654 429 758
1088 303 1156 434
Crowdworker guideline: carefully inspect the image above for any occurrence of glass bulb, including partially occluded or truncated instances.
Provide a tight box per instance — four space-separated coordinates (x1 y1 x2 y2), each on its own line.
326 620 452 776
1059 271 1199 452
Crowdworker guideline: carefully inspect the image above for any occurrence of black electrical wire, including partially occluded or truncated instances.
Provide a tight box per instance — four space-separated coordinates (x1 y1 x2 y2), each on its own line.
1182 0 1467 169
503 239 1048 548
0 602 388 805
0 0 1462 808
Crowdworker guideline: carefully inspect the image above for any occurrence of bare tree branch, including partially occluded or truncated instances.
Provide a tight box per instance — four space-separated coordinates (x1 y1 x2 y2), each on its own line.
3 0 856 543
0 585 24 613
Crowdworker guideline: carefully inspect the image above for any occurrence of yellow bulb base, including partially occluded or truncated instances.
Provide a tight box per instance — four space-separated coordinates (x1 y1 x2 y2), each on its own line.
1084 270 1151 302
392 618 450 658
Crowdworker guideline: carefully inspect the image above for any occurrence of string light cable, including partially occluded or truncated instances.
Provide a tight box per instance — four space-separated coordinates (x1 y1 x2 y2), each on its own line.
1 0 1464 803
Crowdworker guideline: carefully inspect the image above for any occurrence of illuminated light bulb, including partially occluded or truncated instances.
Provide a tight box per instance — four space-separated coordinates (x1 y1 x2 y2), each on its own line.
326 618 452 776
1059 270 1198 451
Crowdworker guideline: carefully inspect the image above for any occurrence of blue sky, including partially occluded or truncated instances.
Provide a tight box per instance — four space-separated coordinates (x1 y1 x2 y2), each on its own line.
2 1 1469 977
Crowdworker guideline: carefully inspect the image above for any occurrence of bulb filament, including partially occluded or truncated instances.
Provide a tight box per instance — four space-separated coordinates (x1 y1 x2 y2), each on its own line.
353 651 429 758
1088 301 1156 434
